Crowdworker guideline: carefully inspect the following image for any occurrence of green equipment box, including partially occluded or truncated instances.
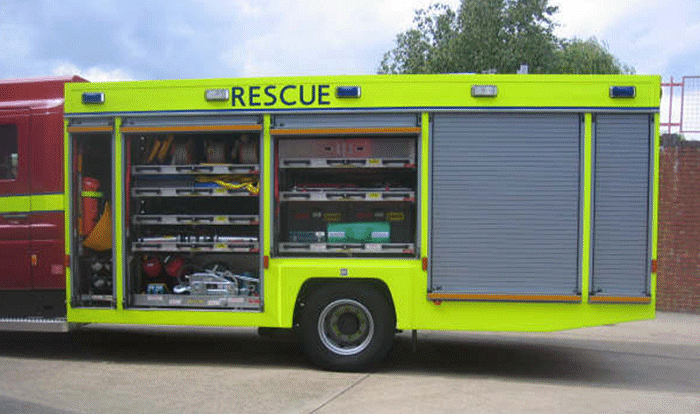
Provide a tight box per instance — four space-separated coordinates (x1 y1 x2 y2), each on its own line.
327 222 390 243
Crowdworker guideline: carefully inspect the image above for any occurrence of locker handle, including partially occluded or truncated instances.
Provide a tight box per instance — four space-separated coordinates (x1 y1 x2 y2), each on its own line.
326 159 366 166
134 166 162 173
282 193 311 200
227 243 257 249
383 244 412 249
382 159 412 166
136 243 161 249
175 243 212 249
282 160 311 167
283 244 312 250
227 165 255 172
177 216 214 223
175 165 214 172
176 189 213 195
327 192 365 200
135 216 162 223
382 193 411 200
134 188 161 195
1 213 29 220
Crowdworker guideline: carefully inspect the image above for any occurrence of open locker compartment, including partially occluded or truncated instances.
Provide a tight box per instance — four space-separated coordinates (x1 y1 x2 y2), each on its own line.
124 128 263 311
274 133 419 257
128 253 261 309
69 130 115 307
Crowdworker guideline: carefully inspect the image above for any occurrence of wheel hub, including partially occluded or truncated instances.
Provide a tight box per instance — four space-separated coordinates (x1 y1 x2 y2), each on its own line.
336 312 359 335
318 299 375 356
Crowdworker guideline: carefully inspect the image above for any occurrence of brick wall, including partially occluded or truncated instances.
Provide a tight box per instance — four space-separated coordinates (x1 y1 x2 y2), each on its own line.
657 135 700 313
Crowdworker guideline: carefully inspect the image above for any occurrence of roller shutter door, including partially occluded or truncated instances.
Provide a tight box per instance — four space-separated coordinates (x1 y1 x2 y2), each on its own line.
591 114 652 297
430 113 582 295
122 115 261 128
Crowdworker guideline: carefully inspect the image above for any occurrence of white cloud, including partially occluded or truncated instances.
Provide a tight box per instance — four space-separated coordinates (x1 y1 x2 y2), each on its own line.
0 0 698 82
553 0 657 39
0 22 35 61
230 0 263 17
216 0 461 77
551 0 700 77
52 62 134 82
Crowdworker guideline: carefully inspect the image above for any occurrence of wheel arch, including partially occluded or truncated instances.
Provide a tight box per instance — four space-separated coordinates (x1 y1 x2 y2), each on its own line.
293 278 397 329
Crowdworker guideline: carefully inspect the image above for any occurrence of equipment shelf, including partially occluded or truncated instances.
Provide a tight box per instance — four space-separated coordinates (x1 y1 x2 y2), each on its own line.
280 158 415 169
79 294 114 304
132 214 260 226
132 240 260 253
132 187 258 197
132 164 259 175
279 189 415 202
279 242 415 255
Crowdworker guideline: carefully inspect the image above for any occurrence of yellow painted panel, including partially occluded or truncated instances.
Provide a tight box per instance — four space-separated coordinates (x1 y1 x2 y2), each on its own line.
274 258 418 329
0 194 63 214
64 119 72 306
420 112 430 326
66 256 655 330
581 113 593 302
67 307 277 327
114 118 123 310
30 194 64 212
0 196 30 213
651 113 660 304
65 74 661 115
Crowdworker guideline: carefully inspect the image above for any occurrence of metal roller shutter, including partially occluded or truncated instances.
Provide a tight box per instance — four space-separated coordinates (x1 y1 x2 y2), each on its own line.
122 115 261 128
430 113 582 295
592 114 652 297
272 113 418 129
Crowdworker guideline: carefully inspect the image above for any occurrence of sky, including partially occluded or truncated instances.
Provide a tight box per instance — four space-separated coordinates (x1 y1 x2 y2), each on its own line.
1 0 699 134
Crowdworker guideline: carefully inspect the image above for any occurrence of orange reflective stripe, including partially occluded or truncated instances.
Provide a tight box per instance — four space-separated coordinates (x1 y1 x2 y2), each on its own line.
67 126 113 133
427 293 581 302
589 296 651 304
270 127 421 135
121 125 262 133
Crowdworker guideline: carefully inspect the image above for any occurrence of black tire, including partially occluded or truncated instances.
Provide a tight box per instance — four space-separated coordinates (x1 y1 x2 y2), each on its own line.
299 283 395 371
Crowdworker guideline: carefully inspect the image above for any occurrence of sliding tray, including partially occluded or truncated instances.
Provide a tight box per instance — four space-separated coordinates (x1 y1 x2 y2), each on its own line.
279 242 415 255
132 164 259 175
132 214 260 226
132 294 261 310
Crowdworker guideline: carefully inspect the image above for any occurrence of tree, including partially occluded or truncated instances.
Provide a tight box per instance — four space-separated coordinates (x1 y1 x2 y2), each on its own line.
557 38 635 75
379 0 633 75
378 4 458 74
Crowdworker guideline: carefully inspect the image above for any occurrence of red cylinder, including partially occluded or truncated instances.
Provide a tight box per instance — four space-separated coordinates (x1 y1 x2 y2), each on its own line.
81 177 101 236
142 256 162 279
164 256 185 278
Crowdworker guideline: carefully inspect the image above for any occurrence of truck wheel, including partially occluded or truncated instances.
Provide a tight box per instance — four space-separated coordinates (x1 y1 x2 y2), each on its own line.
299 283 395 371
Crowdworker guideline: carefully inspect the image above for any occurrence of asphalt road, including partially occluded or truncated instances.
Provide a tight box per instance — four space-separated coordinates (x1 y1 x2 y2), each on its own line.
0 313 698 413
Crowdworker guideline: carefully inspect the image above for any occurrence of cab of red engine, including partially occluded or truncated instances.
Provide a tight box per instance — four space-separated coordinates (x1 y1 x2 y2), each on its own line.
0 76 87 319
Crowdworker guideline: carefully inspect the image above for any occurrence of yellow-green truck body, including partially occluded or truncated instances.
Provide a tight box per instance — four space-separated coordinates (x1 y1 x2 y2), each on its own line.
61 75 659 366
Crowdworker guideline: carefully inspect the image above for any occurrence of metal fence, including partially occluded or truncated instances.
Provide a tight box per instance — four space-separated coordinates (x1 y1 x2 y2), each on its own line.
661 76 700 138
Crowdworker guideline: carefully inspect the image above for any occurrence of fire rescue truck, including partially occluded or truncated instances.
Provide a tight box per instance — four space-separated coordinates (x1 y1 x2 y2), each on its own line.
0 76 86 319
0 74 660 371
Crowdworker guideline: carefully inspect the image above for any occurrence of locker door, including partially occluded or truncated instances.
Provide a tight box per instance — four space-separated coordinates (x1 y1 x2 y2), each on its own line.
430 113 582 297
591 114 652 298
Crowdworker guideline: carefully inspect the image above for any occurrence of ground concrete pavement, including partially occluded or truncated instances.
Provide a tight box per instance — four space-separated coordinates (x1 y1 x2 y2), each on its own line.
0 312 698 413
